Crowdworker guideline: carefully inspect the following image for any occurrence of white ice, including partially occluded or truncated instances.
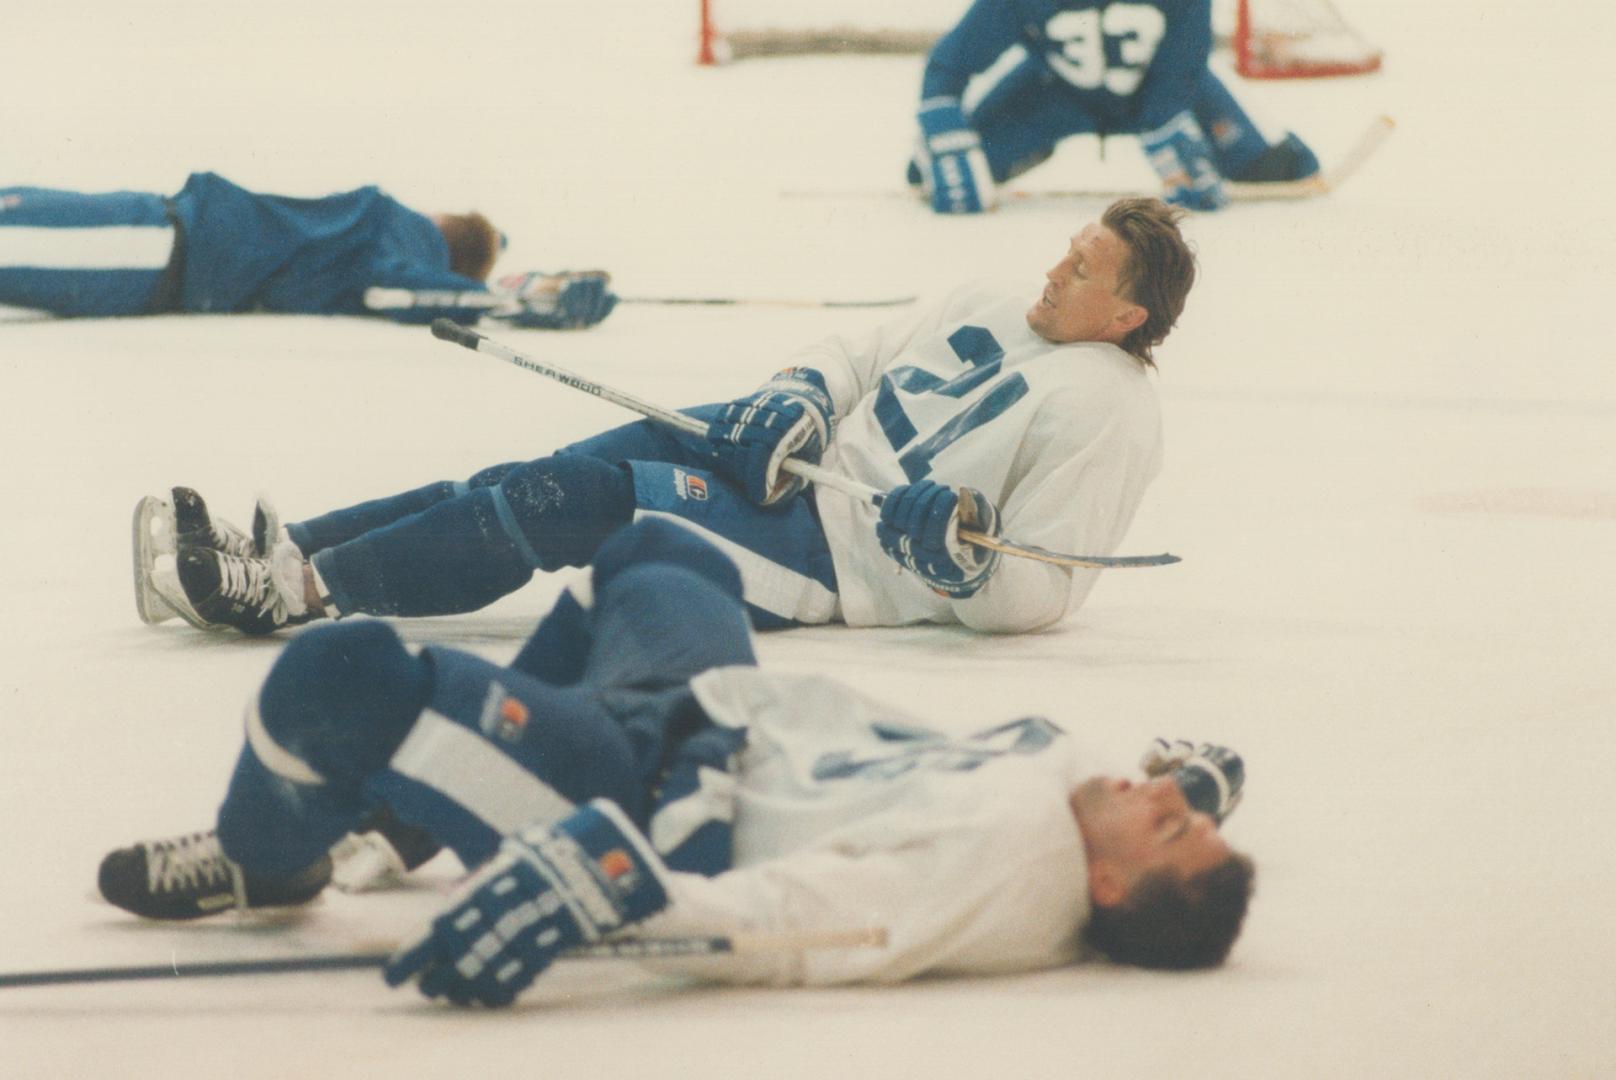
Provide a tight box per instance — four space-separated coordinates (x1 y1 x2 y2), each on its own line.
2 1 1614 1076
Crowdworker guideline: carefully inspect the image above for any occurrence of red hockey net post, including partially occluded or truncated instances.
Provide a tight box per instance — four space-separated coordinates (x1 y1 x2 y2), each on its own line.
1233 0 1383 78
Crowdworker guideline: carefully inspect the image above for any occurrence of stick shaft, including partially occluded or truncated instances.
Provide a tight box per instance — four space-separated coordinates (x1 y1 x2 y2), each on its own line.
431 321 1178 569
365 288 915 312
0 929 889 989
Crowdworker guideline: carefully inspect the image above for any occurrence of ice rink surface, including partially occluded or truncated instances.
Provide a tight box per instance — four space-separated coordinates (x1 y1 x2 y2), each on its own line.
3 1 1614 1076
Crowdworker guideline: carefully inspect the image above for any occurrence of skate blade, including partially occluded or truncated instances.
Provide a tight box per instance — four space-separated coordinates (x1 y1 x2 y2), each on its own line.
132 496 178 625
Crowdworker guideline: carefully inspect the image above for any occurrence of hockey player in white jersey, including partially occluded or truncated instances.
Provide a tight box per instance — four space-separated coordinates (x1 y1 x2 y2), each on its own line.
139 197 1196 638
99 520 1253 1004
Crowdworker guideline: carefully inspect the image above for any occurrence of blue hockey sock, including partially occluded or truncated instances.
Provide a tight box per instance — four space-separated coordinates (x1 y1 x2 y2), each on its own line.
1189 70 1272 178
216 622 432 875
311 456 633 617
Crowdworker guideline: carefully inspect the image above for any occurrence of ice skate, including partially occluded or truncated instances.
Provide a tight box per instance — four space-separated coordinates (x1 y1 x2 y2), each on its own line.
132 495 212 628
97 830 331 921
132 488 282 628
175 545 314 636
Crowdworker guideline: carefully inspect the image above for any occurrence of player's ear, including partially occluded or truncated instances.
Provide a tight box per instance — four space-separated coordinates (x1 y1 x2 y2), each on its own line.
1087 858 1130 909
1113 302 1148 338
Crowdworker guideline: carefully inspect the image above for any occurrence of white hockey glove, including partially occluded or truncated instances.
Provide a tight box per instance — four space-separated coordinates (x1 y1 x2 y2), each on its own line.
486 270 618 329
1141 738 1245 823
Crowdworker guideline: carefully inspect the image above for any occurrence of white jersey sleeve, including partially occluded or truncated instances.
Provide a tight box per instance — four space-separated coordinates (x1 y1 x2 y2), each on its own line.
631 668 1092 986
801 283 1164 632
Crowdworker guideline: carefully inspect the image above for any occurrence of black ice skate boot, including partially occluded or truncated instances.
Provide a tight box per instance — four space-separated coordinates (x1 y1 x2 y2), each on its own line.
176 546 315 636
97 831 332 920
171 486 278 558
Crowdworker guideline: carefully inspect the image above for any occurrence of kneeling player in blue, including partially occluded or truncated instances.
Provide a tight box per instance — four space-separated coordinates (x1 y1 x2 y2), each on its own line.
910 0 1320 214
135 198 1194 639
99 520 1255 1002
0 171 617 328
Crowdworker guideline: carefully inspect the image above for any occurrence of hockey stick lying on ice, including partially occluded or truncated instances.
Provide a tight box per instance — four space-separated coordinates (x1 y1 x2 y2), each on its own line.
365 287 917 312
788 115 1395 205
0 928 887 989
430 319 1180 570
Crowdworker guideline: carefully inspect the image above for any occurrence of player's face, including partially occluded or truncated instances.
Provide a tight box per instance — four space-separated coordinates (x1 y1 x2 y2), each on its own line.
1026 224 1147 346
1070 775 1231 906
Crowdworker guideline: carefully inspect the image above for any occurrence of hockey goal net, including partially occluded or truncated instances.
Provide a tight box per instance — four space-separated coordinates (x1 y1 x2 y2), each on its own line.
1233 0 1382 78
698 0 1381 78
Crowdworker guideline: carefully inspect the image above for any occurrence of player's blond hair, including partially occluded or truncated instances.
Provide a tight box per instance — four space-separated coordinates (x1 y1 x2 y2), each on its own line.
1101 198 1197 368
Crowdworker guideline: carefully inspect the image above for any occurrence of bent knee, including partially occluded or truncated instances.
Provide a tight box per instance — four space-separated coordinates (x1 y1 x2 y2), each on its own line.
257 622 431 784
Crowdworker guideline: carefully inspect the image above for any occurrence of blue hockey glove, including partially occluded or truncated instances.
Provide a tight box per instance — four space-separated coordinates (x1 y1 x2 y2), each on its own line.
488 270 618 329
1140 739 1245 823
1140 112 1229 213
876 480 1002 598
914 98 995 215
384 799 669 1007
706 367 835 507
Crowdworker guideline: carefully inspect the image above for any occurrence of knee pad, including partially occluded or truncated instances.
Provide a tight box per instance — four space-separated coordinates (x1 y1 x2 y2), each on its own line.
492 456 634 572
591 518 744 600
254 622 433 788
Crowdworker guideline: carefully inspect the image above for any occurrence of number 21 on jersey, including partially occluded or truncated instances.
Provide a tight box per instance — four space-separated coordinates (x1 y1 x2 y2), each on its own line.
875 325 1027 482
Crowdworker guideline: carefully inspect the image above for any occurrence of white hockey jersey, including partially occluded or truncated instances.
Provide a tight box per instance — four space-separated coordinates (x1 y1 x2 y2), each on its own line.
802 282 1163 633
637 667 1093 987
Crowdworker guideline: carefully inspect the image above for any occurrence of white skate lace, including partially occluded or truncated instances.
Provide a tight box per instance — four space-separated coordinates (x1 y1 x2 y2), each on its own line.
207 520 256 559
218 553 293 625
145 832 247 908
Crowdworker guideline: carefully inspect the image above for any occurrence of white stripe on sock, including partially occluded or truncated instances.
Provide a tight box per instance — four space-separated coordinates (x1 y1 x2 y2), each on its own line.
389 710 575 835
1 225 175 270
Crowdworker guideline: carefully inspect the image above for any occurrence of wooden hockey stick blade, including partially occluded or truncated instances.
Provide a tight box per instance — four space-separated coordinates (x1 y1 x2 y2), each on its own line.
959 529 1179 569
620 295 917 309
0 929 888 989
432 321 1179 570
786 114 1395 205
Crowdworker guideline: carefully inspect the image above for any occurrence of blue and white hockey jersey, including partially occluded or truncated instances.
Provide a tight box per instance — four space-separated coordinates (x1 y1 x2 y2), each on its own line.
640 668 1094 986
924 0 1213 133
799 282 1163 633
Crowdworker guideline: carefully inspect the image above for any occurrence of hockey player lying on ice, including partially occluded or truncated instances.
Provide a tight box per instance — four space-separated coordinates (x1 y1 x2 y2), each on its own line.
100 520 1253 1004
0 172 617 328
136 197 1197 638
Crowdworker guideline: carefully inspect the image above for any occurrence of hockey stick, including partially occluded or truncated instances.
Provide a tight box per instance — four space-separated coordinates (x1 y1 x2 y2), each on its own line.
0 928 887 989
431 319 1179 570
787 115 1394 205
364 287 916 313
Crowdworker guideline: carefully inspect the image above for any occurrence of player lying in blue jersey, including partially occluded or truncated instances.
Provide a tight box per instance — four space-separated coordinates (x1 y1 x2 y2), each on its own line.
910 0 1321 213
0 172 615 327
99 518 1254 1003
135 198 1196 639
